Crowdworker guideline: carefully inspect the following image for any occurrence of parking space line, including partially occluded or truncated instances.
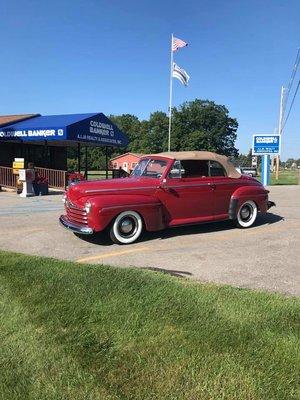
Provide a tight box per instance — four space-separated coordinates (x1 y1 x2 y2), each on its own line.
75 221 300 264
76 246 149 263
0 228 45 235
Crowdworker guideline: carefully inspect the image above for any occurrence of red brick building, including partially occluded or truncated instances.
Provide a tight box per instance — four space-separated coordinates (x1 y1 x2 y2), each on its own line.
110 152 143 173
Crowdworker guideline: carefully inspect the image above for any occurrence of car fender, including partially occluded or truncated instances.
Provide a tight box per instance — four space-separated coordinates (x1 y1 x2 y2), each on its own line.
228 185 269 219
86 194 166 232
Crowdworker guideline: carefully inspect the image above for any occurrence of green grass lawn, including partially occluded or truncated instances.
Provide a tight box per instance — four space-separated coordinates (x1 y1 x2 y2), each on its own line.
81 171 113 180
0 251 299 400
270 170 299 185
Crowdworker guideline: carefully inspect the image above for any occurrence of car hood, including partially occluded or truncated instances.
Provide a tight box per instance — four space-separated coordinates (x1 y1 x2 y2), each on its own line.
67 177 159 202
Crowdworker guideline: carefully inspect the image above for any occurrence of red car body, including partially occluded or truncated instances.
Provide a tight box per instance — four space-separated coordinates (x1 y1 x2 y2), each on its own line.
60 151 274 244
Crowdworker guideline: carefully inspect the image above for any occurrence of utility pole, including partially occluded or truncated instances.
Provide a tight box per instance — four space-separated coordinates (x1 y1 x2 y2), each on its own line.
276 86 285 180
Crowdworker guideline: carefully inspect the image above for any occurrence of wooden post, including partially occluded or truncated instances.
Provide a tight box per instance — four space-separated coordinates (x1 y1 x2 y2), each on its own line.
85 146 88 180
276 86 285 180
77 142 81 173
105 147 109 179
44 140 49 168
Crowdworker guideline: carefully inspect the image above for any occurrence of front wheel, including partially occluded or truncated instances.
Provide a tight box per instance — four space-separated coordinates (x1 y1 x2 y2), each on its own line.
235 200 257 228
110 211 143 244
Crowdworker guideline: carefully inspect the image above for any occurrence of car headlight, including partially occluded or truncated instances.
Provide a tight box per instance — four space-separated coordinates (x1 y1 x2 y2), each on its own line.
84 201 92 214
62 193 67 204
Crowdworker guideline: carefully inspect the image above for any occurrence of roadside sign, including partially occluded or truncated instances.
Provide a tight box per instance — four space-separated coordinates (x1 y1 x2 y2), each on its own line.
252 134 281 155
13 158 24 174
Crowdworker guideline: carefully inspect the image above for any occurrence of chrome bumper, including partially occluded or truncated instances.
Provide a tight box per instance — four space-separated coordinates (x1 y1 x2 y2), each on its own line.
59 215 94 235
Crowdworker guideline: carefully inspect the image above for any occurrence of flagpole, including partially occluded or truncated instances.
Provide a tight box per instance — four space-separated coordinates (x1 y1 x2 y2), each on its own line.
168 33 174 152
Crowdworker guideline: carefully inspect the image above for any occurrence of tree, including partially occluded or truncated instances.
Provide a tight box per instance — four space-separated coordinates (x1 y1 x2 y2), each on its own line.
109 114 142 154
285 158 295 168
67 98 240 170
234 149 253 166
143 112 169 153
170 99 238 156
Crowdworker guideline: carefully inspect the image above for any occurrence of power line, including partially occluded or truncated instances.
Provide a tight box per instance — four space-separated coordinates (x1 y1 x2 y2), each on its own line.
283 48 300 116
274 48 300 181
282 78 300 131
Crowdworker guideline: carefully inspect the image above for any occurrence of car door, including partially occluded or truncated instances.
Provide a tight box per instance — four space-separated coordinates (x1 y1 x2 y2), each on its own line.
209 160 240 219
156 160 215 226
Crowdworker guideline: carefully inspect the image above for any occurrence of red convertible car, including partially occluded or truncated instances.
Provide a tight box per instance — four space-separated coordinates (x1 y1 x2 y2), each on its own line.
60 151 275 244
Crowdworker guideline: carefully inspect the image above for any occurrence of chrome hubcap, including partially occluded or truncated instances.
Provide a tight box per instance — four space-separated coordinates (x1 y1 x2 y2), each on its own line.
118 216 138 238
240 205 253 222
120 218 134 234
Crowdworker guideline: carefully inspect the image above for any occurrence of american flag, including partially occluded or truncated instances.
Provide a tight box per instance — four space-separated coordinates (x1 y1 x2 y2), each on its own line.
172 36 188 52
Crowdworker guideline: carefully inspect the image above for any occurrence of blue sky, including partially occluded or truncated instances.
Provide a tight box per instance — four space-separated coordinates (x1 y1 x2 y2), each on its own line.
1 0 299 159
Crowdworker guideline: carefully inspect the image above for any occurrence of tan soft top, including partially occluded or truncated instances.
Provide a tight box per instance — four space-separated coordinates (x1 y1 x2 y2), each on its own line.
152 151 241 178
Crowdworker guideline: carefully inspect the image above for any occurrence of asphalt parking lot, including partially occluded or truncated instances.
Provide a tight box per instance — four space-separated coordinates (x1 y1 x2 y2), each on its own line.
0 186 299 296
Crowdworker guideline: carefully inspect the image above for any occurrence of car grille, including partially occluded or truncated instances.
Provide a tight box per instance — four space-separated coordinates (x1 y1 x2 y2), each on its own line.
65 200 88 225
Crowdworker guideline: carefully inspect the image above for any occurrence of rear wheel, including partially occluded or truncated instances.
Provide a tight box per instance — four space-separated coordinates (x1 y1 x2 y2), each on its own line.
110 211 143 244
235 200 257 228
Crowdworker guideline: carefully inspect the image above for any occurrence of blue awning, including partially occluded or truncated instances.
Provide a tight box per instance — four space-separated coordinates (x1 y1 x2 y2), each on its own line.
0 113 129 147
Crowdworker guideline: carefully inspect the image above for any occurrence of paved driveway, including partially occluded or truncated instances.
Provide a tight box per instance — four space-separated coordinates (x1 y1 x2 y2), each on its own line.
0 186 299 296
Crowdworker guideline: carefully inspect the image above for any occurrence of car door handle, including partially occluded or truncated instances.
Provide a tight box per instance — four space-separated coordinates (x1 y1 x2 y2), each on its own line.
209 183 216 190
157 185 170 192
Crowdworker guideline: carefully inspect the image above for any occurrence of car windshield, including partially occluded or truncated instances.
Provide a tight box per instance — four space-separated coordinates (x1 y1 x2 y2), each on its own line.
131 158 168 178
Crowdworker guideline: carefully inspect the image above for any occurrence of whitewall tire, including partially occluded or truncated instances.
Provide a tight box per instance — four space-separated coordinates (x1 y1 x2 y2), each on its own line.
110 211 143 244
236 200 257 228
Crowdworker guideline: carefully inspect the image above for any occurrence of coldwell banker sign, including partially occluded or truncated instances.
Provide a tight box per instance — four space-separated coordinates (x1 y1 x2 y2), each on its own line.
0 128 65 140
0 113 129 147
252 134 281 155
67 113 129 147
75 120 124 146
